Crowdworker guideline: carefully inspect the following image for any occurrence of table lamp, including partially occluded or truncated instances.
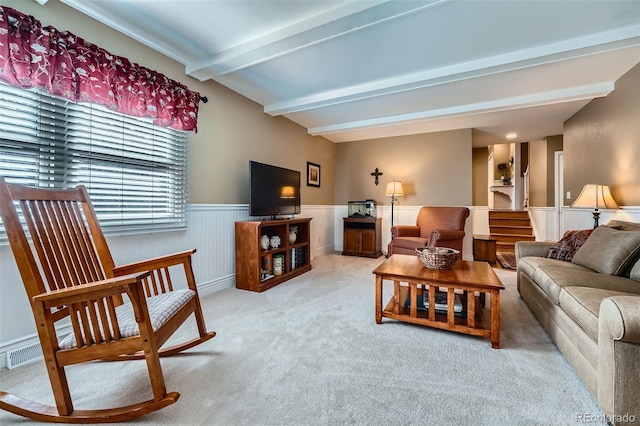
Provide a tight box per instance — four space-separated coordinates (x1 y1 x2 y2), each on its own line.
280 186 295 199
571 184 619 228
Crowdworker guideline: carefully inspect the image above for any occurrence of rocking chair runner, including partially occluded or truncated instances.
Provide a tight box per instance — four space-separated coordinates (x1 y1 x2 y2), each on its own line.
0 177 216 423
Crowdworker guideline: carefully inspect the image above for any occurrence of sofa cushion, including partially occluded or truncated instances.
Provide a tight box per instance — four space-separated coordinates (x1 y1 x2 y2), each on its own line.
546 229 593 262
559 286 637 342
531 265 596 305
605 219 640 231
522 259 640 305
604 221 640 281
572 225 640 276
518 256 591 282
631 258 640 282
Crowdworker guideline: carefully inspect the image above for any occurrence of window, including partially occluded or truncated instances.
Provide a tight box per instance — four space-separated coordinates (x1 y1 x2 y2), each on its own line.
0 82 189 239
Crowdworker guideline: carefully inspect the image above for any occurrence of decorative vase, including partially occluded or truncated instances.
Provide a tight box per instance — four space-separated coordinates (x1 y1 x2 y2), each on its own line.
289 225 298 244
270 235 281 249
263 253 273 274
260 235 270 251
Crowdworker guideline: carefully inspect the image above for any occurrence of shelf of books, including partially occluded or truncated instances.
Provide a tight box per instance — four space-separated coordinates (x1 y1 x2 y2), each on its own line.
235 218 312 292
384 285 487 330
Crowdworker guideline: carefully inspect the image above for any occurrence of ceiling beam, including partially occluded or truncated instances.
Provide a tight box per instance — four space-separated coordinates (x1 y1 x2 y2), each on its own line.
267 27 640 116
185 0 446 81
308 82 614 136
60 0 188 65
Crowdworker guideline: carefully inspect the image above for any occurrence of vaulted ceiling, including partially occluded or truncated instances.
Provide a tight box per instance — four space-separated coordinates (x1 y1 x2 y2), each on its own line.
61 0 640 146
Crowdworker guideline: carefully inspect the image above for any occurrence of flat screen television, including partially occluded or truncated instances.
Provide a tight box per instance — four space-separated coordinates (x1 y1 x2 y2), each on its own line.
249 161 301 218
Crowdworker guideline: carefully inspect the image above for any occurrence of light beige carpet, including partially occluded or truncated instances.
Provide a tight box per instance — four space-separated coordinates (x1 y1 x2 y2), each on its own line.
0 253 606 425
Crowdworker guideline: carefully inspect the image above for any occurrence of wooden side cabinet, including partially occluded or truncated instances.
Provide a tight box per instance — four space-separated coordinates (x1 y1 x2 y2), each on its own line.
473 234 497 265
342 217 382 258
235 218 312 292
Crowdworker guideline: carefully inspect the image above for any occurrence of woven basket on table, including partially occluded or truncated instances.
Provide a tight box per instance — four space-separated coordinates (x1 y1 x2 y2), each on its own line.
415 247 459 269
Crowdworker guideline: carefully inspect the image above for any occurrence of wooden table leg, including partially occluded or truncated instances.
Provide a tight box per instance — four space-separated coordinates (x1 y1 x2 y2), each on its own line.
410 282 417 318
375 275 382 324
428 285 436 321
447 287 455 325
467 291 475 328
393 280 400 315
490 290 501 348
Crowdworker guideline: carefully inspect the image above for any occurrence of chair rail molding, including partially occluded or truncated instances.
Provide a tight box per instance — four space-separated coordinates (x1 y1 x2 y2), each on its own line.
337 204 475 260
0 203 337 368
2 203 637 368
561 206 640 233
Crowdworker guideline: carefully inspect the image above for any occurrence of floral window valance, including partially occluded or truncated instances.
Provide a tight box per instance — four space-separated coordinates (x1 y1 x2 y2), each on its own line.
0 6 200 132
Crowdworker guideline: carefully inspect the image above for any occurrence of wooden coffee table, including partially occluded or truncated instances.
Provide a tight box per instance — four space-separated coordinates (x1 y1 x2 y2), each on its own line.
373 254 505 348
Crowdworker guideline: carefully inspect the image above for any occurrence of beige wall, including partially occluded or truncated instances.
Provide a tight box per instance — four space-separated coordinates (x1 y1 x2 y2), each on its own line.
5 1 638 210
545 136 563 206
528 140 547 207
194 85 336 204
528 136 563 207
564 63 640 207
335 130 472 207
491 143 512 181
6 0 336 206
472 148 488 206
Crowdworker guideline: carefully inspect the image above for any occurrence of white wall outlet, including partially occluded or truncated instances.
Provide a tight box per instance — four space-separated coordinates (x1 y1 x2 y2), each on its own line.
566 191 571 200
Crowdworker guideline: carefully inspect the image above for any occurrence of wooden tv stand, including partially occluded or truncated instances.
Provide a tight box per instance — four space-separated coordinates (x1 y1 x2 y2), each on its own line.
235 218 312 292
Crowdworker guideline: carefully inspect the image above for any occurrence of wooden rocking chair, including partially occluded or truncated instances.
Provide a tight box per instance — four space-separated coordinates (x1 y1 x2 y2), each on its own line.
0 177 216 423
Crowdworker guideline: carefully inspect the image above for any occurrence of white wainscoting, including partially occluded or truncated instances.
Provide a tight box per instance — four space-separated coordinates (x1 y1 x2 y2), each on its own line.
561 206 640 233
299 205 337 259
474 206 640 242
467 205 640 255
473 206 565 243
335 205 476 261
1 203 637 367
0 204 336 369
472 206 491 236
87 204 338 299
527 207 557 241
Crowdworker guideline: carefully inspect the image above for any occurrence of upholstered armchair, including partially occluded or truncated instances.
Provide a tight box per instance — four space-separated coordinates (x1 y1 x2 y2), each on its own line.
387 206 470 257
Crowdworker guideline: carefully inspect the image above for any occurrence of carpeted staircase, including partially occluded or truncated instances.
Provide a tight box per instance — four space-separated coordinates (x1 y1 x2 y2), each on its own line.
489 210 535 269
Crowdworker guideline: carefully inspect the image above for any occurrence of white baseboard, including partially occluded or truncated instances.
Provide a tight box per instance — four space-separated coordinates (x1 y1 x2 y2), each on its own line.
2 204 638 368
197 275 236 298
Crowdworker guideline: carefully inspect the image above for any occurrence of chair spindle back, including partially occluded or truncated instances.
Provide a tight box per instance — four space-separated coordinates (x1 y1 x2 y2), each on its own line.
0 178 123 347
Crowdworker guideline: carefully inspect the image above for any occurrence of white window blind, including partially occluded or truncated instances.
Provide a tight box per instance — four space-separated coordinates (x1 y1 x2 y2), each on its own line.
0 82 189 239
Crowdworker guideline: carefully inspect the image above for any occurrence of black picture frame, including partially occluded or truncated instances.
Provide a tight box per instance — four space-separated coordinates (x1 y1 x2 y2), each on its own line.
307 162 320 187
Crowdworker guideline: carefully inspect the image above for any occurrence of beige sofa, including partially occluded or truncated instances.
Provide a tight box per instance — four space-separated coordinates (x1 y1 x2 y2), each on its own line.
516 220 640 425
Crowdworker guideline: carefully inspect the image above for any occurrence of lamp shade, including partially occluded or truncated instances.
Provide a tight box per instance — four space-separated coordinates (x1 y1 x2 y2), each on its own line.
280 186 295 199
571 184 619 209
385 181 404 197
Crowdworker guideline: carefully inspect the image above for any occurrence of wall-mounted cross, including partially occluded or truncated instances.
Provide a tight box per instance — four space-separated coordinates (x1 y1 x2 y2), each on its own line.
370 168 383 185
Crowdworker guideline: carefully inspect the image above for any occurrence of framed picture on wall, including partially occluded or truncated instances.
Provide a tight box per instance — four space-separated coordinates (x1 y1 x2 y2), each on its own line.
307 162 320 187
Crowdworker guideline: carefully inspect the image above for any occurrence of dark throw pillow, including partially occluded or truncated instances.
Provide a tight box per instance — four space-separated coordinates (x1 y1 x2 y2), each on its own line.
546 229 594 262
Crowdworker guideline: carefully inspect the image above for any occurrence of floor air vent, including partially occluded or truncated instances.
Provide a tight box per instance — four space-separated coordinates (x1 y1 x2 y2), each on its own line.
7 342 43 369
